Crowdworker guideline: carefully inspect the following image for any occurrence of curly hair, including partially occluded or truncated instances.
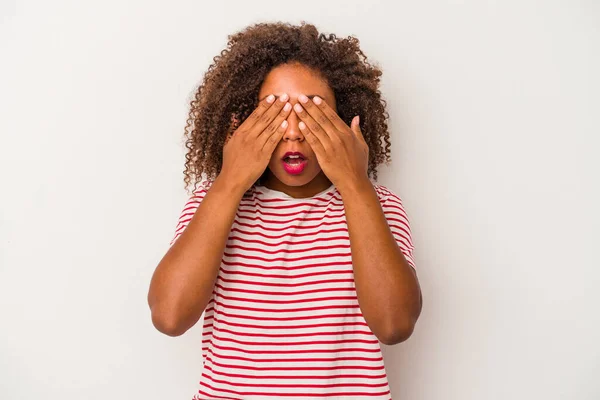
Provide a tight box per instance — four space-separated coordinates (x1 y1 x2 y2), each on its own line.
181 21 392 194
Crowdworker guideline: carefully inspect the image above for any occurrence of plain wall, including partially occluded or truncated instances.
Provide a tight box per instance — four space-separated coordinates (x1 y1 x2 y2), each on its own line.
1 0 598 399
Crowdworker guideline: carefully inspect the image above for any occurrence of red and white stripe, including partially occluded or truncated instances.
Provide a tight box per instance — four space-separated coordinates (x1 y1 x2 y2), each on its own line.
170 180 416 400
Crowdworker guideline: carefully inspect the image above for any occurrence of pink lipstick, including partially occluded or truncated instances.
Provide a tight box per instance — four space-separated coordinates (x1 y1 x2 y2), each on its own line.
282 152 308 175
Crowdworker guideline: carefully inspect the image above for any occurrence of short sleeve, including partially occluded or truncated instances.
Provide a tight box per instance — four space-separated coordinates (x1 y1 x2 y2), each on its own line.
169 179 213 247
374 184 417 271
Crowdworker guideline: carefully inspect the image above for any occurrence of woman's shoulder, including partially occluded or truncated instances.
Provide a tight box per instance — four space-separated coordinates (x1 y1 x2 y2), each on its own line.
186 178 214 200
194 178 256 197
370 181 404 205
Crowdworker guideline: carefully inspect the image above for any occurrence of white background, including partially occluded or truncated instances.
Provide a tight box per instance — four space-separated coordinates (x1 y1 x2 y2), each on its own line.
1 0 599 399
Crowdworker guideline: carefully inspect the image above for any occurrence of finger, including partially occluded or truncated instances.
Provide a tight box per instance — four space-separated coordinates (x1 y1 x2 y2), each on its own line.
258 101 292 145
262 118 289 153
351 115 365 141
311 95 349 133
239 94 277 132
298 120 326 158
297 94 339 138
293 102 331 150
249 93 290 139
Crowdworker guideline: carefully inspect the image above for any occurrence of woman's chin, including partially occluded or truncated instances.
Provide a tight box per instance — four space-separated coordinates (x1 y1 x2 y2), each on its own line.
264 166 320 187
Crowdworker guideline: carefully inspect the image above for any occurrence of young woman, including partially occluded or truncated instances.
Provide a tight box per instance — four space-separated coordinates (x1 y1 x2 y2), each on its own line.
148 21 422 400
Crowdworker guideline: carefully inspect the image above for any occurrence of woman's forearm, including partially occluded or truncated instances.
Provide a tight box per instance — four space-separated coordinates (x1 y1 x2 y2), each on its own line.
339 178 422 345
147 175 246 336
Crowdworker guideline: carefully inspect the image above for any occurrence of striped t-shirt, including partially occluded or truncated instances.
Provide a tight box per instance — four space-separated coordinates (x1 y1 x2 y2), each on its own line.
170 179 416 400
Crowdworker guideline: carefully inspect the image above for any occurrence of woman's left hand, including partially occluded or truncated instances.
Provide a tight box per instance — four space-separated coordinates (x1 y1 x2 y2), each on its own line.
293 94 369 191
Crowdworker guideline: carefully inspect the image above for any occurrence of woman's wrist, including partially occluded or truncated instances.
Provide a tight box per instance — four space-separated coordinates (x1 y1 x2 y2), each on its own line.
213 172 249 198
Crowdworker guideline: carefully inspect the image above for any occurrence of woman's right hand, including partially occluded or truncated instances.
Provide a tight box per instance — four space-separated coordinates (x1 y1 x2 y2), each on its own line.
220 93 292 191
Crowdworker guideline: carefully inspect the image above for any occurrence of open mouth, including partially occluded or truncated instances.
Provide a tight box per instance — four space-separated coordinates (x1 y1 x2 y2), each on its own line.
283 156 305 165
281 154 308 175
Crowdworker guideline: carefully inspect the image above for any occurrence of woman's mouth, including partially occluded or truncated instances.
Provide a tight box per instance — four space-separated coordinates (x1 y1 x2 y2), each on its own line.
282 156 308 175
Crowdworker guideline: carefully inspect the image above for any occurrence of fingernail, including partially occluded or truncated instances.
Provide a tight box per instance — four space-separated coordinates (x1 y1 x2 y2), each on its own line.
298 94 308 103
294 103 303 113
313 96 322 105
266 94 275 103
281 120 288 128
284 102 291 111
299 121 306 130
279 93 289 102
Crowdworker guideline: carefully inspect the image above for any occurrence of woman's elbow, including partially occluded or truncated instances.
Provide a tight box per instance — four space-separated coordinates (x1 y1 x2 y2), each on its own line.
149 306 190 337
382 295 422 345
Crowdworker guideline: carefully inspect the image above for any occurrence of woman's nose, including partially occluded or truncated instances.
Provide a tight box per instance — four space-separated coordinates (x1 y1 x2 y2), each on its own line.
282 110 304 141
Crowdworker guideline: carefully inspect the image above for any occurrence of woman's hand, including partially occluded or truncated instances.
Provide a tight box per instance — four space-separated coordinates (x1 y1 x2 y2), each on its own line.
221 93 292 191
292 94 369 191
